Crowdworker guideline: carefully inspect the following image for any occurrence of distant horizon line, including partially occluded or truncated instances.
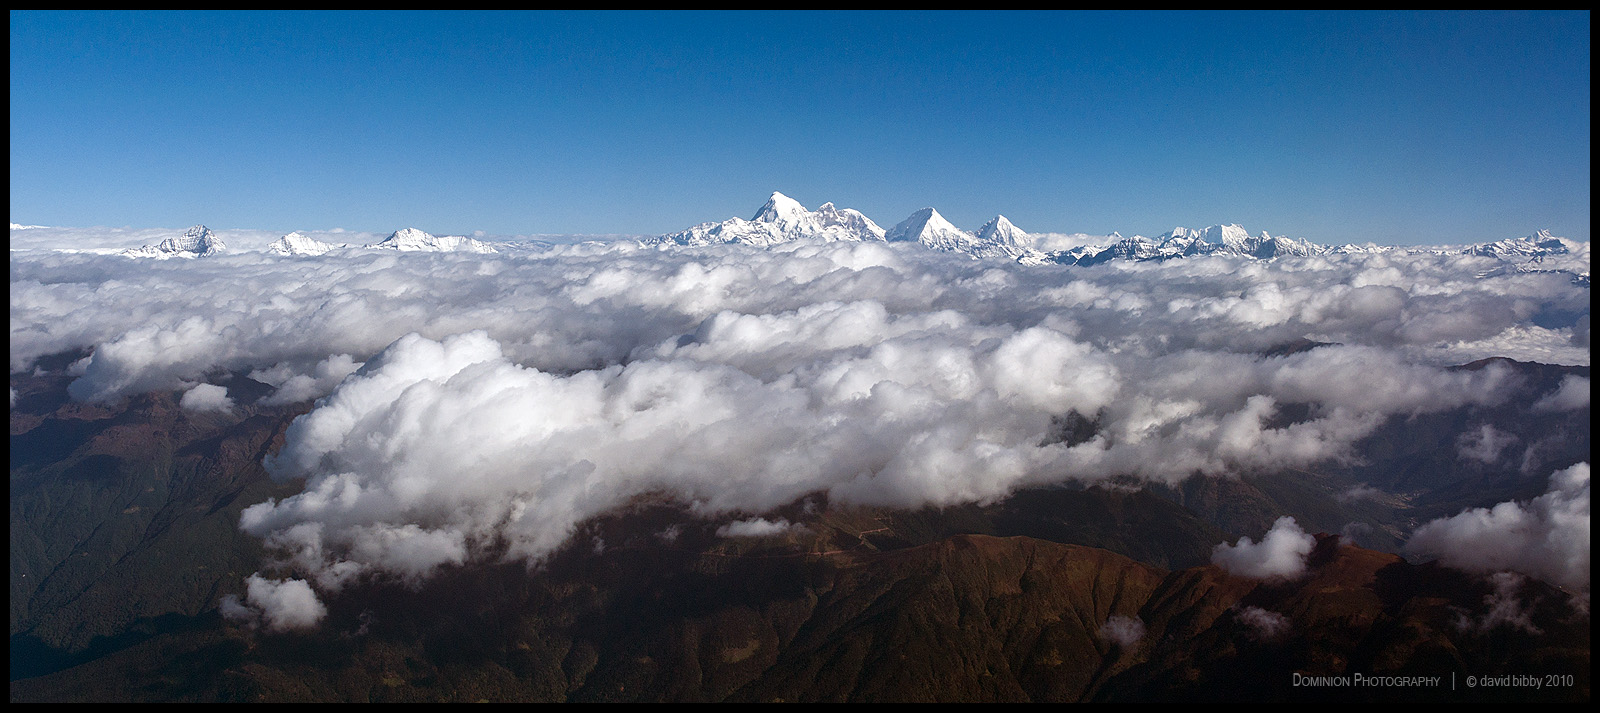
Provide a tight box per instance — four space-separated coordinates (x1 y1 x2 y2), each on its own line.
11 221 1584 253
10 219 1583 249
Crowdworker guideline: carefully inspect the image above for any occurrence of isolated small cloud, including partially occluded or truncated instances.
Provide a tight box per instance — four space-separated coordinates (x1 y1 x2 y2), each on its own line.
179 383 234 413
1098 615 1146 648
1336 484 1382 504
1456 424 1517 464
1234 605 1291 642
717 517 803 538
1211 516 1316 580
1339 521 1374 546
1453 572 1542 635
220 574 327 632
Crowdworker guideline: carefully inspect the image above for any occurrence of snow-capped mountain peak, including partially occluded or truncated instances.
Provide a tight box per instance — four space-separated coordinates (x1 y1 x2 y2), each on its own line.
647 192 885 247
121 225 226 258
886 207 968 247
975 215 1028 248
752 191 810 226
1208 224 1253 250
368 228 497 254
268 231 342 257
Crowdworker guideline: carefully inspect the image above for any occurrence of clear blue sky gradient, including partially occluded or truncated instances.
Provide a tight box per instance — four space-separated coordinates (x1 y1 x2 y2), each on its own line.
9 11 1591 244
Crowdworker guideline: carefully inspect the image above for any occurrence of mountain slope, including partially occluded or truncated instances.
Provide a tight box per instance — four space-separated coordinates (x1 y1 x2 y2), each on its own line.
10 531 1586 702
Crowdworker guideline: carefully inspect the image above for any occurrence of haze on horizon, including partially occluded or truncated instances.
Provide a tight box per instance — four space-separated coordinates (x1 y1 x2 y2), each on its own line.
8 10 1592 245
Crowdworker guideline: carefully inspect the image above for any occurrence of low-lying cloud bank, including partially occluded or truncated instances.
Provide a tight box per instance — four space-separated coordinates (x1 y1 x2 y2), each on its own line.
1406 463 1590 591
9 232 1590 628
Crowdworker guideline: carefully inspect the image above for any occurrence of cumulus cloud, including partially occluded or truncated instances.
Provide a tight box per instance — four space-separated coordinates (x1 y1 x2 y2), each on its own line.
179 383 234 413
1406 463 1590 590
1211 516 1316 580
220 574 327 632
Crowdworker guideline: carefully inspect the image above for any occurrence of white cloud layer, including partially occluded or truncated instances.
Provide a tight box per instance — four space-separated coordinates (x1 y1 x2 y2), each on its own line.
8 233 1590 614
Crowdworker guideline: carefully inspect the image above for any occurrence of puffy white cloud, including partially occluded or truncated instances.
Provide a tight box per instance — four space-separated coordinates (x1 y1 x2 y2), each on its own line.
1211 516 1316 580
1406 463 1590 590
220 574 327 632
179 383 234 413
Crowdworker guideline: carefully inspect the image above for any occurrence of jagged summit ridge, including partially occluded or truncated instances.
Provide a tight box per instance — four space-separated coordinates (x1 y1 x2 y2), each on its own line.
1463 229 1589 280
121 225 226 258
1059 224 1329 265
367 227 497 254
647 191 886 247
886 209 1045 262
268 231 343 257
1465 230 1571 260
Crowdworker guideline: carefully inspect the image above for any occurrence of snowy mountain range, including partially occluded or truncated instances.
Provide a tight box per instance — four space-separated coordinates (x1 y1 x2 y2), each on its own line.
116 225 498 258
84 194 1587 280
1056 225 1326 266
366 227 498 254
642 192 1588 279
266 228 500 256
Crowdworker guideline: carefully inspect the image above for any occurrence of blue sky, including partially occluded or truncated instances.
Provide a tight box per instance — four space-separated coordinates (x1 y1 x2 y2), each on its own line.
9 10 1591 243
